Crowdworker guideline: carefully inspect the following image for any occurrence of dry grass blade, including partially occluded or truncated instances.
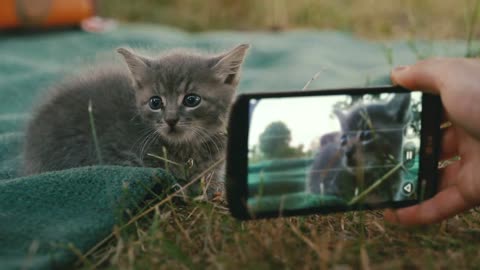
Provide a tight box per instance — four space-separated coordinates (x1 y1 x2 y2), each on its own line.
360 245 371 270
288 220 322 259
465 0 480 57
438 155 461 169
88 100 103 164
21 240 39 270
302 70 324 90
169 204 193 244
111 226 124 265
69 243 92 268
348 162 404 205
440 121 452 129
78 158 225 266
147 153 184 167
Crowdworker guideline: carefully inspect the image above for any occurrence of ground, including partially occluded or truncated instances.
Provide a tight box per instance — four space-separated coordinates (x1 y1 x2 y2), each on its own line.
82 197 480 269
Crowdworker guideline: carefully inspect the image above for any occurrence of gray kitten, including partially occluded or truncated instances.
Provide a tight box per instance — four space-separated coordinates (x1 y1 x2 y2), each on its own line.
22 44 250 195
307 94 411 203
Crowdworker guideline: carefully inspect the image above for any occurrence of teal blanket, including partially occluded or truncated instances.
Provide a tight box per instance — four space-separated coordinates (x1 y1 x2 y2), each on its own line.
0 24 469 270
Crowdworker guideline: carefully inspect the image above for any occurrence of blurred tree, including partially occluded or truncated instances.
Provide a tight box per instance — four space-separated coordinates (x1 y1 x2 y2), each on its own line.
259 121 304 159
259 121 291 158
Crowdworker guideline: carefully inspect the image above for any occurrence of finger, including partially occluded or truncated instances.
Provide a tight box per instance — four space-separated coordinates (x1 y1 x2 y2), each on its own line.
440 126 458 160
390 59 447 94
441 111 449 123
383 209 401 223
391 58 480 94
438 161 461 190
384 185 472 225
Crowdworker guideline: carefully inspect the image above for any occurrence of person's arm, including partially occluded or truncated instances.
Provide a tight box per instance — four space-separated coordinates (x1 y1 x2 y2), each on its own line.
385 58 480 225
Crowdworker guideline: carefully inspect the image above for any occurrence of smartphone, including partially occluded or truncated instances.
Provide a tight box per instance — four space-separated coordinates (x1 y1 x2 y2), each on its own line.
226 86 442 220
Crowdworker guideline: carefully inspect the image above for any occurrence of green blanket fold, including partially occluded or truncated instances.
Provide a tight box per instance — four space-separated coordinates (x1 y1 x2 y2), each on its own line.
0 166 176 270
0 24 469 270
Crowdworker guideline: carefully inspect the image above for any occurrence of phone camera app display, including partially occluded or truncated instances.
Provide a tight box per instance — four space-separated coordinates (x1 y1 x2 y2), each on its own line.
247 92 422 214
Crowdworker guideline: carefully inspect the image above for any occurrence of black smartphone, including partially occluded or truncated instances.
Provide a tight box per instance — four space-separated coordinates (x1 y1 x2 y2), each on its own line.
226 86 442 220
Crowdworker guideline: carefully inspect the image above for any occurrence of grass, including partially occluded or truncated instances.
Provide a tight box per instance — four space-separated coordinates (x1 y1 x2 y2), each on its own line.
72 1 480 269
465 0 480 56
79 192 480 269
98 0 480 39
75 132 480 269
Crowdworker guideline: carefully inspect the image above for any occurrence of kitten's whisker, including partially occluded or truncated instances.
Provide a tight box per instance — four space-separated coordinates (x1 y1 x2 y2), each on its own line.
146 132 161 157
137 134 150 160
189 127 213 157
195 126 222 154
130 127 156 154
129 110 143 122
139 131 159 161
194 128 217 158
135 129 153 155
191 126 220 156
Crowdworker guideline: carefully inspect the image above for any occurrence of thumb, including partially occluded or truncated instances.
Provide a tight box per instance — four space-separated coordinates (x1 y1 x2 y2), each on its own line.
393 58 480 139
390 58 448 94
384 185 473 225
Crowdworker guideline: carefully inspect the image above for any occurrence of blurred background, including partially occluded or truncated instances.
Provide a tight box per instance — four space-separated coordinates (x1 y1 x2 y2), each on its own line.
99 0 480 39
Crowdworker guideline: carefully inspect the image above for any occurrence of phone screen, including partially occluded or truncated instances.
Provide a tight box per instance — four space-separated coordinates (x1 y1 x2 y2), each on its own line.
246 92 423 215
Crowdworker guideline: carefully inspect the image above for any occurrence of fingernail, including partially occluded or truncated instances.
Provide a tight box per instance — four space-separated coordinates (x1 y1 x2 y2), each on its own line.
393 65 410 72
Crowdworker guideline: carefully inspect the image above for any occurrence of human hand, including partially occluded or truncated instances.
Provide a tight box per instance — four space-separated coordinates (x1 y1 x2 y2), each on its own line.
384 58 480 225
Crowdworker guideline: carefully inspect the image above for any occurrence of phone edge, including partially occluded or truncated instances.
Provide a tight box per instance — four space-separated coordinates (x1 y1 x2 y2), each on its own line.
226 85 442 220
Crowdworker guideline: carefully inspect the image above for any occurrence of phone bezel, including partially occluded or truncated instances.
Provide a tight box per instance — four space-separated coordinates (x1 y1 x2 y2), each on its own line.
226 85 442 220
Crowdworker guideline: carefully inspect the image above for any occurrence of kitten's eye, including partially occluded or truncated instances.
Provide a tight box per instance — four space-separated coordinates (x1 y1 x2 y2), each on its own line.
149 96 163 111
340 134 348 146
360 130 373 141
183 94 201 107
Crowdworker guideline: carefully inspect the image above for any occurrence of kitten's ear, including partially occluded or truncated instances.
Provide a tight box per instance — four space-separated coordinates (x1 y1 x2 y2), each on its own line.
333 109 347 131
388 94 411 123
211 44 250 86
117 47 151 88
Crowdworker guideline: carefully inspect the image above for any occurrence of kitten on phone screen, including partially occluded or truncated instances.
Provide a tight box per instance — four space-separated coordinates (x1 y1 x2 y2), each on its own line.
308 94 411 203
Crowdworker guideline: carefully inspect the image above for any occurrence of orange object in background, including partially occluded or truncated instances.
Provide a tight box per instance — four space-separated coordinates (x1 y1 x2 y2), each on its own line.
0 0 95 29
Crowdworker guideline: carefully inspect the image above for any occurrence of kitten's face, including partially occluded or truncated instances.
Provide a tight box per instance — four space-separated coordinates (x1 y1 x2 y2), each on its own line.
336 94 411 175
118 45 249 144
137 66 235 143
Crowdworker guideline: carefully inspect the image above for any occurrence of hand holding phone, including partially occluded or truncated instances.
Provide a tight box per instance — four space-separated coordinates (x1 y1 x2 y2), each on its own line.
385 58 480 225
226 86 442 220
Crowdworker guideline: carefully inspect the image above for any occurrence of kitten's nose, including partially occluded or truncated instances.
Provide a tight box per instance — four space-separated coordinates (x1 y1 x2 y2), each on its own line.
345 147 355 159
165 118 179 128
345 146 356 166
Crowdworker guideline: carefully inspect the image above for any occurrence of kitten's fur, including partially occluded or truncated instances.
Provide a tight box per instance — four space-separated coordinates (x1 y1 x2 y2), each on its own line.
307 94 411 203
22 44 250 195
